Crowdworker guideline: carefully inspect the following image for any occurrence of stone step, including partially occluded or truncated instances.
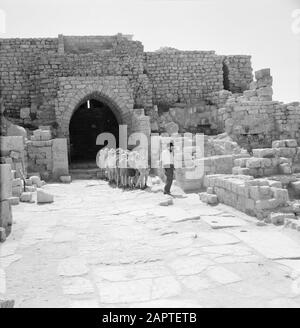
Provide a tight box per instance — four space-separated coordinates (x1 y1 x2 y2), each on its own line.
69 161 98 170
69 168 100 180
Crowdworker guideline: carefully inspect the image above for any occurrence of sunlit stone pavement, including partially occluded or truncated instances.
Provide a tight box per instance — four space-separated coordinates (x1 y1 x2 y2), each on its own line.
1 179 300 308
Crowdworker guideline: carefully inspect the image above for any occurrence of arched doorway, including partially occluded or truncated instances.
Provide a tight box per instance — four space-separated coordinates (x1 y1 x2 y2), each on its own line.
69 98 119 164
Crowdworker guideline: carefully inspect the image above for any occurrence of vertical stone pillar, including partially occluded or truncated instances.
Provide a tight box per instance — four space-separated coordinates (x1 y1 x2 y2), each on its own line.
52 138 69 180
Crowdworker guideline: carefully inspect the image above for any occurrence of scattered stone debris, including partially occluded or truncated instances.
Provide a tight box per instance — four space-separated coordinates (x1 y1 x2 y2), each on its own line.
199 192 218 205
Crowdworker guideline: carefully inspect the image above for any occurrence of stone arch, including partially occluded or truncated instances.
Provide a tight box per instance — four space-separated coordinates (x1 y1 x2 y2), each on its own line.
59 86 132 137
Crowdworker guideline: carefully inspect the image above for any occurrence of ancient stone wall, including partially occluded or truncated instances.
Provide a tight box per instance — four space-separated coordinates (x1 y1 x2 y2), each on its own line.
0 34 257 136
144 51 224 106
0 35 145 129
222 55 253 93
216 69 300 149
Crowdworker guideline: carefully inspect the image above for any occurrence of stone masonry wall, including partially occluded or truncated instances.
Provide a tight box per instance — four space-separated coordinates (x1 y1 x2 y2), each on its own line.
0 35 145 129
0 34 255 135
223 55 253 93
144 51 224 106
217 69 300 149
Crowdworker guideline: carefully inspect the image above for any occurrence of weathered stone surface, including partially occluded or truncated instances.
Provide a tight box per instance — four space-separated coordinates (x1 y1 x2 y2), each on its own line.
231 230 300 259
206 266 242 284
57 257 89 276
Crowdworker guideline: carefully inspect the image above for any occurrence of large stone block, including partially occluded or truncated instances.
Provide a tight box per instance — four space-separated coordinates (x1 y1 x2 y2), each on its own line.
252 148 277 158
0 164 12 201
37 189 54 204
255 68 271 80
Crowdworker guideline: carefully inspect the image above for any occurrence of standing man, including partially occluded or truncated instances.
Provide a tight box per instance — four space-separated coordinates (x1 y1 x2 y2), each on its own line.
161 142 175 195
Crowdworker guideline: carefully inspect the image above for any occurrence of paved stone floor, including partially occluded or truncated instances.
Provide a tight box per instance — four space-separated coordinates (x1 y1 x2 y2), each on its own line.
1 179 300 308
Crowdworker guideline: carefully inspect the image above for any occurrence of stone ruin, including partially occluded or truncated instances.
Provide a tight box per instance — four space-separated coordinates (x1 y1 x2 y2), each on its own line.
0 33 300 240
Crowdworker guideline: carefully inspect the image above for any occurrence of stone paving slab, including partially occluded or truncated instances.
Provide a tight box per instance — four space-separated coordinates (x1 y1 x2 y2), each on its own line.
231 230 300 260
201 216 248 229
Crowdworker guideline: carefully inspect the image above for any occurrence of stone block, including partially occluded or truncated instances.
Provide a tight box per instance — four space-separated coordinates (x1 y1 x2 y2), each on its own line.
278 148 296 158
25 186 36 192
207 187 214 194
257 86 273 97
249 186 260 200
272 140 286 148
246 158 262 169
255 198 280 211
261 158 272 168
234 158 248 167
268 180 282 188
40 130 52 141
12 185 23 197
270 212 295 226
207 194 218 205
60 175 73 184
290 181 300 195
8 197 20 206
159 198 173 206
20 192 33 203
37 189 54 204
285 139 298 148
256 76 273 88
255 68 271 80
29 175 41 185
278 163 292 175
25 179 33 186
20 107 30 119
252 148 276 158
271 187 289 203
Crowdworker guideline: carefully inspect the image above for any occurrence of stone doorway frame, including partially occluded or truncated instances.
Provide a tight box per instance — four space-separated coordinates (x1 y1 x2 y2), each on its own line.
55 76 135 139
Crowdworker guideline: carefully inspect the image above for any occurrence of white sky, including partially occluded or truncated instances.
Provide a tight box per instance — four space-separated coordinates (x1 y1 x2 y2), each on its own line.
0 0 299 103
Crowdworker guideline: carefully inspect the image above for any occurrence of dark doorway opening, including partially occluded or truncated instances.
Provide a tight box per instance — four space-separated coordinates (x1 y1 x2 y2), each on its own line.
69 99 119 164
223 62 230 91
